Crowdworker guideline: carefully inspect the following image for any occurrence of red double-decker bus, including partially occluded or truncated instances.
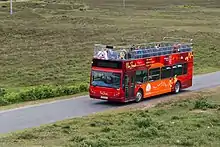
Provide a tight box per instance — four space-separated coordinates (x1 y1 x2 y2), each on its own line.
89 37 194 103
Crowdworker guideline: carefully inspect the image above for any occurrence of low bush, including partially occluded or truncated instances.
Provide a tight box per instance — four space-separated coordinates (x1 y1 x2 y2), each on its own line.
194 97 219 110
0 83 88 106
0 88 6 97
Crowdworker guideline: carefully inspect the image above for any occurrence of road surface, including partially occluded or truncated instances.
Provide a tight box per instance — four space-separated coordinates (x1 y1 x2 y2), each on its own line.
0 71 220 134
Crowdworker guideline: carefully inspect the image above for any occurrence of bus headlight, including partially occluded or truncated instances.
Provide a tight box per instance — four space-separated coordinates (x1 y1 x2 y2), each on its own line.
114 91 120 96
90 88 95 94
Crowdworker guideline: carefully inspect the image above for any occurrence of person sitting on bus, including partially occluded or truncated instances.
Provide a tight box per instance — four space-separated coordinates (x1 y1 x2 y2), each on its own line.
119 49 127 59
173 43 181 53
155 43 161 49
97 49 108 60
127 46 135 59
107 49 113 59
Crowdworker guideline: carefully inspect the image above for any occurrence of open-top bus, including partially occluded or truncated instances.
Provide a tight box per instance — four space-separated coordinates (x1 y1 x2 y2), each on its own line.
89 37 193 103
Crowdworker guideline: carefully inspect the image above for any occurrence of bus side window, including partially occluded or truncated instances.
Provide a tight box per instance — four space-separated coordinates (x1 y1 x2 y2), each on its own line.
136 70 148 84
173 64 183 76
149 68 160 81
183 63 188 74
161 66 172 79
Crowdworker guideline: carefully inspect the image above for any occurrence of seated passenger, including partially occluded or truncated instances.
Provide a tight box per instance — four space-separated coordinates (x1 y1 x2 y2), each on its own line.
130 45 135 51
119 50 127 59
107 49 113 59
173 43 181 53
155 44 161 49
97 49 108 60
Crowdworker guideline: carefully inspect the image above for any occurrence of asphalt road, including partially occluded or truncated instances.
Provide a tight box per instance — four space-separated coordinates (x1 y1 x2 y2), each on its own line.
0 71 220 134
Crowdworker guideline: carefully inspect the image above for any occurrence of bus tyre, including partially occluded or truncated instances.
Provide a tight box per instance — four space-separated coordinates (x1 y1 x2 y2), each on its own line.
135 90 143 103
174 81 181 94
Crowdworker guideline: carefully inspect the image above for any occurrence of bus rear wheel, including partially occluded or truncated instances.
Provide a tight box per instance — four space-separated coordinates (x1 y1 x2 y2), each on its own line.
135 90 143 103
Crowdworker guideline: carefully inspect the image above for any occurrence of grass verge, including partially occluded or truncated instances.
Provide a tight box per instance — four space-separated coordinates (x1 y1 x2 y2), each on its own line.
0 86 220 147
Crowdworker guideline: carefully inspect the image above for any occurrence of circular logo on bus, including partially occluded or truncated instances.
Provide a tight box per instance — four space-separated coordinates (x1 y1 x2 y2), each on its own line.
146 83 151 92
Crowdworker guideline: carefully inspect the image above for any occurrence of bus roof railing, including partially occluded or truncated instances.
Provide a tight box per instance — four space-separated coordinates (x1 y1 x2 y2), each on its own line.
163 37 193 44
93 37 193 61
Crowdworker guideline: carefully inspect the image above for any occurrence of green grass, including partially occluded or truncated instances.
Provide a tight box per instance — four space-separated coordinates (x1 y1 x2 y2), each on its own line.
0 0 220 103
1 87 220 147
0 0 220 88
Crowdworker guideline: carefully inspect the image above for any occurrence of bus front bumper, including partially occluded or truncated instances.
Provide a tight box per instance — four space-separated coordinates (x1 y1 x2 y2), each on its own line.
89 94 125 102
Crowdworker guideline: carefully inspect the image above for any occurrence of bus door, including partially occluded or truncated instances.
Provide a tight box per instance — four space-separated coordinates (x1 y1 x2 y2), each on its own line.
124 72 135 101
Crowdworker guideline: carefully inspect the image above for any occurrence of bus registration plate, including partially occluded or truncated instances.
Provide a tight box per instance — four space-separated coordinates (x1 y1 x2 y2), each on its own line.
101 96 108 99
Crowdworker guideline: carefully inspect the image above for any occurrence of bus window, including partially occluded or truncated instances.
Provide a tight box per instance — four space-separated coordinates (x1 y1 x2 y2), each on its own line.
136 70 148 83
161 66 172 79
149 68 160 81
124 75 129 86
91 70 121 89
183 63 188 74
173 64 183 76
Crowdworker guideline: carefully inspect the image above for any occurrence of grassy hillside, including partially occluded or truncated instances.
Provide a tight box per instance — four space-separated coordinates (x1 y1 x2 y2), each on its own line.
0 0 220 104
1 87 220 146
0 0 220 88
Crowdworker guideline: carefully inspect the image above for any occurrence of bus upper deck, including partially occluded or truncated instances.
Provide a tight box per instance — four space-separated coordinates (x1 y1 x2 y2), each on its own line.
93 37 193 62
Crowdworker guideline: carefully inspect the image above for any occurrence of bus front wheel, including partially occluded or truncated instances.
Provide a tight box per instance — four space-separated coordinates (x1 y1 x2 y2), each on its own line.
135 90 143 103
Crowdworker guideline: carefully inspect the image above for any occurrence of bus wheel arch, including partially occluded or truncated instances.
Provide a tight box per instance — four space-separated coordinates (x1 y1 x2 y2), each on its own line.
135 88 143 103
174 80 181 94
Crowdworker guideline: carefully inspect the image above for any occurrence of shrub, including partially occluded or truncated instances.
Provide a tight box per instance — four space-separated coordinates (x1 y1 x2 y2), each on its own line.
0 88 6 97
0 96 9 106
138 126 159 138
194 97 218 110
0 83 89 106
134 117 153 128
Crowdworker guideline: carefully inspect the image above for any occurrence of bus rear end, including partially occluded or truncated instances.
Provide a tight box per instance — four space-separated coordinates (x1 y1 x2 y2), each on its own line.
89 59 126 102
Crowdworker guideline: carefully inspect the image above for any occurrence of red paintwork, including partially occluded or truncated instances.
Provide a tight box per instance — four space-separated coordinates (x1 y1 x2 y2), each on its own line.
89 86 124 102
89 51 193 103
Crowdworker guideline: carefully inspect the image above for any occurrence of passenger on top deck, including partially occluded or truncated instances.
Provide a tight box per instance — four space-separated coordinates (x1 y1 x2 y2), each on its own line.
126 45 136 59
107 48 118 59
173 43 181 53
97 48 108 60
119 49 127 60
155 44 161 49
